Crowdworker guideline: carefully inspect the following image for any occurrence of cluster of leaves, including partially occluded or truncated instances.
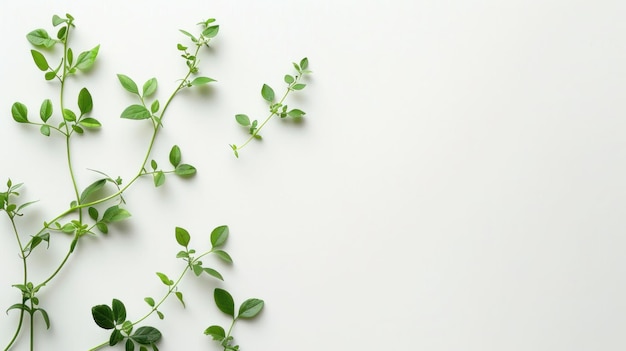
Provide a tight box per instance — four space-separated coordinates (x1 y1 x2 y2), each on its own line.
231 57 312 157
92 299 161 351
147 145 196 187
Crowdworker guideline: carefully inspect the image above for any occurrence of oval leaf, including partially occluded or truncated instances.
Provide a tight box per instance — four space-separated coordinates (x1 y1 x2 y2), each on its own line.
121 105 151 120
261 84 275 102
40 99 53 122
117 74 139 94
210 225 228 248
142 78 158 97
11 102 28 123
130 326 162 344
169 145 181 167
75 45 100 71
175 226 190 247
235 114 250 126
112 298 127 325
26 29 56 48
80 117 102 129
31 50 49 71
190 76 216 86
92 304 115 330
80 178 106 203
214 288 234 317
204 325 225 340
174 164 196 177
238 298 264 319
78 87 93 114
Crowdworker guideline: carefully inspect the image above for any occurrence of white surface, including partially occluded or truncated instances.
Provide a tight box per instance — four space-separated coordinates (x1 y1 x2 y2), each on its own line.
1 0 626 350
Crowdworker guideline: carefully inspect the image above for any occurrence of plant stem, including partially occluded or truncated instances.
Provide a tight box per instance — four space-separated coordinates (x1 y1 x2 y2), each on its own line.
3 217 28 351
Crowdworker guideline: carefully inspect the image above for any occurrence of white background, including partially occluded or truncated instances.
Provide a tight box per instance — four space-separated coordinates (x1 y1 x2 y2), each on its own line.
1 0 626 350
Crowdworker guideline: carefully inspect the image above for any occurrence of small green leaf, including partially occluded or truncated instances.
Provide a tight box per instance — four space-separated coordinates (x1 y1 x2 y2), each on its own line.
144 297 155 307
80 179 106 203
35 308 51 329
92 304 115 330
202 25 219 38
203 267 224 281
117 74 139 94
11 102 29 123
192 263 203 276
156 272 173 286
153 171 165 187
40 99 53 122
62 109 76 122
121 105 151 120
31 50 49 71
102 205 131 223
261 84 275 102
292 83 306 90
150 100 160 113
175 291 185 308
300 57 309 70
72 125 84 134
235 114 250 126
80 117 102 129
190 76 216 86
56 26 67 40
150 160 158 170
238 298 264 319
78 88 93 115
52 15 66 26
156 311 164 320
26 29 56 48
174 164 196 177
45 71 56 81
288 109 305 118
169 145 181 167
131 326 162 344
210 225 228 248
112 299 127 325
213 250 233 263
110 329 124 346
284 74 295 84
96 222 109 234
40 125 50 136
179 29 197 42
175 227 190 247
75 45 100 71
125 339 135 351
204 325 225 340
88 207 99 221
214 288 235 317
142 78 158 97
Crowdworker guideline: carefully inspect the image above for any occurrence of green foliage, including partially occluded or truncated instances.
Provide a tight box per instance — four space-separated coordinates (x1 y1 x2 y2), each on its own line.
3 13 311 351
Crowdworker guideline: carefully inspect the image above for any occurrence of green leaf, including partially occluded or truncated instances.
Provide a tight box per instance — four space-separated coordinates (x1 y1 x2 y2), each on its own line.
213 250 233 263
202 25 219 38
88 207 99 221
288 109 305 118
40 125 50 136
45 71 57 81
130 326 162 344
121 105 151 120
125 339 135 351
151 160 158 170
214 288 235 317
190 76 216 86
52 15 66 26
142 78 158 97
292 83 306 90
284 74 295 84
210 225 228 248
175 227 190 247
204 325 225 340
80 117 102 129
156 311 164 320
300 57 309 70
238 298 264 319
72 125 84 134
203 267 224 281
235 114 250 126
156 272 173 286
96 222 109 234
169 145 181 167
35 308 51 329
78 87 93 114
92 304 115 330
261 84 275 102
31 50 49 71
144 297 155 307
26 29 56 48
151 100 160 114
112 299 127 325
175 291 185 308
174 164 196 177
63 109 76 122
109 329 124 346
75 45 100 71
153 171 165 187
80 179 106 203
11 102 28 123
102 205 131 223
117 74 139 94
56 26 67 40
40 99 53 122
179 29 197 42
192 263 203 276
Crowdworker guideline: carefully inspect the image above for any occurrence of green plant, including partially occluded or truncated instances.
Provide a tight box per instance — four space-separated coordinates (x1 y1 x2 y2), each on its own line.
1 13 311 351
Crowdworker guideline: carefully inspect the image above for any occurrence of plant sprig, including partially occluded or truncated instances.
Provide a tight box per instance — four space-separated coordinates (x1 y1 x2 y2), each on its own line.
230 57 312 157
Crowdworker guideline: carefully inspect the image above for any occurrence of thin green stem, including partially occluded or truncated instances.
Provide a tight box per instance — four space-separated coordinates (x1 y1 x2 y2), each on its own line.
29 300 34 351
3 216 28 351
87 341 109 351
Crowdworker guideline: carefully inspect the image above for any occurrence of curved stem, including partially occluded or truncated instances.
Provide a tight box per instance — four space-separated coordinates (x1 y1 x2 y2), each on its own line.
3 217 28 351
